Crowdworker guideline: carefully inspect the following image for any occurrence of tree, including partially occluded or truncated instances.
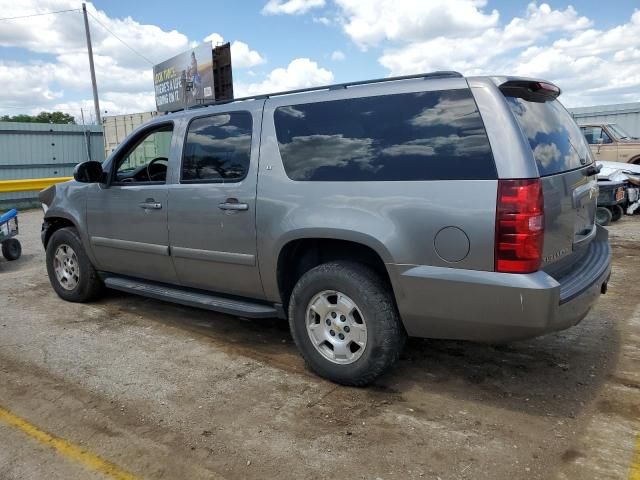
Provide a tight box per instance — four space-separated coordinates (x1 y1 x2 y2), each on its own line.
0 111 76 124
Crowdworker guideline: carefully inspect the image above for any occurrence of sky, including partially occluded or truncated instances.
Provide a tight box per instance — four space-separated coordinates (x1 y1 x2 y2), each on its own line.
0 0 639 122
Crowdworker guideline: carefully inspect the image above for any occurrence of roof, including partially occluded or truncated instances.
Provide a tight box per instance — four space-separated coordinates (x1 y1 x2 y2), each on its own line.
569 102 640 117
154 72 554 122
161 71 464 118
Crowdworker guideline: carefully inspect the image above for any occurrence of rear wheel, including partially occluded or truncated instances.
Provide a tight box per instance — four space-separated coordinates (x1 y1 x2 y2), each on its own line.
288 261 406 386
596 207 613 226
46 227 103 302
1 238 21 261
610 204 624 222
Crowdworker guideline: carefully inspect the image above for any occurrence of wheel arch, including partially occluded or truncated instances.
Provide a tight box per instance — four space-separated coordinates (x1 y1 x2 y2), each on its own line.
274 231 398 311
42 213 80 248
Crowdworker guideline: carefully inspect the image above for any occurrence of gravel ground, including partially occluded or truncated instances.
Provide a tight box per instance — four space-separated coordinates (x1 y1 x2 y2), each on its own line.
0 209 638 480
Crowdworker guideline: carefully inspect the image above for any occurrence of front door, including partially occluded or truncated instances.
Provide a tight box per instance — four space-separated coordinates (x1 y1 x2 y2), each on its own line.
87 122 177 284
167 106 264 299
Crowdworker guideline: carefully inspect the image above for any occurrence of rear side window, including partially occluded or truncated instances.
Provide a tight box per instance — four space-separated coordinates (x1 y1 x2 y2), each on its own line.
181 111 252 183
506 97 593 176
274 89 496 181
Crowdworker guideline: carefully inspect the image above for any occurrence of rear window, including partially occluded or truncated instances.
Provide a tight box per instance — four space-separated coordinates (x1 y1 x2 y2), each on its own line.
506 97 593 176
274 89 496 181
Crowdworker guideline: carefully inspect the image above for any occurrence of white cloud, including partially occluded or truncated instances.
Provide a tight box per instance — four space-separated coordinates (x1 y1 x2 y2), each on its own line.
203 32 224 45
0 62 62 108
0 1 191 68
51 92 156 119
335 0 499 49
313 16 332 26
349 1 634 106
0 1 266 117
230 41 266 68
509 9 640 106
236 58 333 97
331 50 346 61
203 33 266 68
377 3 592 75
262 0 325 15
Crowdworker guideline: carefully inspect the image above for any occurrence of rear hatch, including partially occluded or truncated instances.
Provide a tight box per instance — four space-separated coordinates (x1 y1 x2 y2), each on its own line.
503 82 598 277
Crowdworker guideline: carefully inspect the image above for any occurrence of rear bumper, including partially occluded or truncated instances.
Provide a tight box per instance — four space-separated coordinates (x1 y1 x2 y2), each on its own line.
390 226 612 342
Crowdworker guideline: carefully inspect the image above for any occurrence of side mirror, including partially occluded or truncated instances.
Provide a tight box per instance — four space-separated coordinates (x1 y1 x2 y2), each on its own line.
74 161 104 183
597 138 605 145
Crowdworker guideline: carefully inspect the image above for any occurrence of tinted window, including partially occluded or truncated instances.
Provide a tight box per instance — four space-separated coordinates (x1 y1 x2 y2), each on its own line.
181 112 252 182
506 97 592 176
274 90 495 181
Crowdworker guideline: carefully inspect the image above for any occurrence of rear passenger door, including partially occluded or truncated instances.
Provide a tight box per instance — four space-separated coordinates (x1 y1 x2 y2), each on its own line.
167 102 265 299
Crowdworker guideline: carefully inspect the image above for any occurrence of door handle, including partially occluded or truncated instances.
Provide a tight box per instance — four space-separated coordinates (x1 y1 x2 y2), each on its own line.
218 200 249 211
138 200 162 210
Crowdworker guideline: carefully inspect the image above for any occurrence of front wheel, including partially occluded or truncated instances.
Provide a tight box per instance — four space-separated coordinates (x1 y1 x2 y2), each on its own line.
2 238 21 261
46 227 103 302
288 261 406 386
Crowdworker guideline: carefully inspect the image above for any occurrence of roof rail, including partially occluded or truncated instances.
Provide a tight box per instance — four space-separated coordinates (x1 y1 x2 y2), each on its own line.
187 71 463 111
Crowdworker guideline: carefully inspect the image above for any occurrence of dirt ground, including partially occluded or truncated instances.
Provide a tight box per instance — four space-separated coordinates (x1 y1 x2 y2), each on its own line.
0 209 639 480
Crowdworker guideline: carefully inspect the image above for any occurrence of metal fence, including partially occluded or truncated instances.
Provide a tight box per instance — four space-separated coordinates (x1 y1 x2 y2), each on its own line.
570 102 640 138
0 122 104 209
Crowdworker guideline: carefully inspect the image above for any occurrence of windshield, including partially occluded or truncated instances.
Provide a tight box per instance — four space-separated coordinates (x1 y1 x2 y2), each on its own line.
505 97 593 176
607 123 634 140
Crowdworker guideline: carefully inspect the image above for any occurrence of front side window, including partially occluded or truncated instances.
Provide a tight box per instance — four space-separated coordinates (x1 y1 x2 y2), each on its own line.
115 125 173 183
581 126 611 145
181 112 252 183
274 89 496 181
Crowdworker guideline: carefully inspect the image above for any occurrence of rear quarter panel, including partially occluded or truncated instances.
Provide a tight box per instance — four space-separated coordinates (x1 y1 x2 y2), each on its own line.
257 78 499 303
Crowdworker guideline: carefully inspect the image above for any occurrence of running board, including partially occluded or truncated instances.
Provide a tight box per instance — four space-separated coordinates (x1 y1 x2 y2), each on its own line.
103 276 281 318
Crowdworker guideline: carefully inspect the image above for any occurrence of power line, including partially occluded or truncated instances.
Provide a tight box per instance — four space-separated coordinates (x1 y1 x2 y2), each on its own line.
87 11 154 65
0 8 80 22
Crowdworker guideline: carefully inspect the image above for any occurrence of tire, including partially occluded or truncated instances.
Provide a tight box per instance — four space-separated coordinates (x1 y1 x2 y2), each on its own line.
610 204 624 222
288 261 406 386
46 227 103 302
596 207 612 226
1 238 21 261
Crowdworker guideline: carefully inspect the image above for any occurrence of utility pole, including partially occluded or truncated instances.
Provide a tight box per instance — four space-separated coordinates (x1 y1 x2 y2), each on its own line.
82 3 101 124
80 108 92 162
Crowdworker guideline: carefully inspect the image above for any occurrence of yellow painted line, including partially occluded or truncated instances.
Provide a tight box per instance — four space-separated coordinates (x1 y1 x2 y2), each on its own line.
0 177 72 193
0 405 139 480
631 433 640 480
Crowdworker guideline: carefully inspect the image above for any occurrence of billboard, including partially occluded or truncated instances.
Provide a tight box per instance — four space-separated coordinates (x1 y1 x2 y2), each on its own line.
153 42 215 112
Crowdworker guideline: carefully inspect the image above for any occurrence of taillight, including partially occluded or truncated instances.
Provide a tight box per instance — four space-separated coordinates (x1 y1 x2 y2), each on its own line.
495 179 544 273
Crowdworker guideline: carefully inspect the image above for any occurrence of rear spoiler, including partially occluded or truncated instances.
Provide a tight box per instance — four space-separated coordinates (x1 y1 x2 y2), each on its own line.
499 80 561 102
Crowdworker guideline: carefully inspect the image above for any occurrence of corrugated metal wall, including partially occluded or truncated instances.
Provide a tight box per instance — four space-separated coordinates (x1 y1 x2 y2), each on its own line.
570 102 640 138
0 122 104 208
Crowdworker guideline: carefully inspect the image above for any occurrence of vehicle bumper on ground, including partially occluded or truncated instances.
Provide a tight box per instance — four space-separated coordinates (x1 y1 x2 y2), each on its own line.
390 226 612 342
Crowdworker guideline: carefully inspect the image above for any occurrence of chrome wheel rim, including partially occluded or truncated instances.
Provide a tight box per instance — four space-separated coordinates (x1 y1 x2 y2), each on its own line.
53 244 79 291
305 290 367 365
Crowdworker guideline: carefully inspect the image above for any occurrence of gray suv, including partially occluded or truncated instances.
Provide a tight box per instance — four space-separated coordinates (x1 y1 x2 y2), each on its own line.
40 72 612 386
